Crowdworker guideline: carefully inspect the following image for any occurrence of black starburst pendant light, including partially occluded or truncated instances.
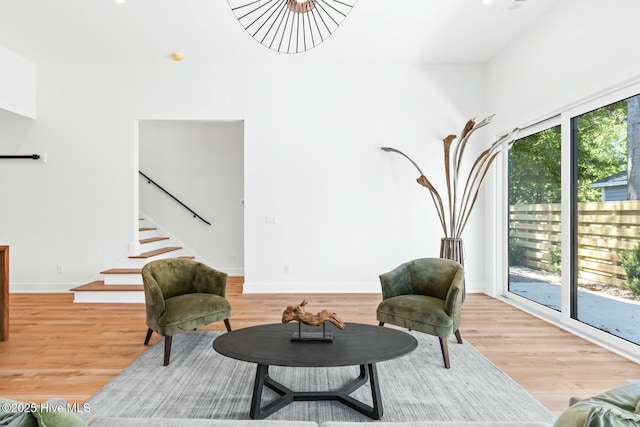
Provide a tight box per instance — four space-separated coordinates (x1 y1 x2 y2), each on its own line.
228 0 358 54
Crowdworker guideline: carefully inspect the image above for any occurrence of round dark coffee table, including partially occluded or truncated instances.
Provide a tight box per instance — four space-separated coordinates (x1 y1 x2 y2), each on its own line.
212 322 417 420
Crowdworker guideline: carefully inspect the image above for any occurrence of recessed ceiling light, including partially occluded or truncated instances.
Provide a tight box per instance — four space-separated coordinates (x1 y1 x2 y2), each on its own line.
171 53 185 62
114 0 126 4
482 0 495 4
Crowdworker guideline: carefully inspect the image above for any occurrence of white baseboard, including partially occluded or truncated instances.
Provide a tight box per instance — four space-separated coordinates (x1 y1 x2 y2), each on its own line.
222 267 244 276
9 283 76 293
242 282 381 294
243 281 484 294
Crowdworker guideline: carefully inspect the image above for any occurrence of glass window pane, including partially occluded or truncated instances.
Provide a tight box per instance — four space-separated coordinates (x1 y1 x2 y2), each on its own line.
508 125 562 310
573 95 640 345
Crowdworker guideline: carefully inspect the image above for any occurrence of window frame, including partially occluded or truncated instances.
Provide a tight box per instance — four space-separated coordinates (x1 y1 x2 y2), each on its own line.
495 78 640 363
496 115 562 322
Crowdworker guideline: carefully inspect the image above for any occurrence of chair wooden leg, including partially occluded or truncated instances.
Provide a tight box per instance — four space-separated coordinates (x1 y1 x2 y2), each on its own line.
439 337 451 369
224 318 232 332
163 336 173 366
455 329 463 344
144 328 153 345
378 322 385 327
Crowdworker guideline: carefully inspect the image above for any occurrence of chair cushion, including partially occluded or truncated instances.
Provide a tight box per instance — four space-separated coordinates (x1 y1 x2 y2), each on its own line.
376 295 453 338
554 382 640 427
410 259 461 300
146 259 198 299
156 293 231 336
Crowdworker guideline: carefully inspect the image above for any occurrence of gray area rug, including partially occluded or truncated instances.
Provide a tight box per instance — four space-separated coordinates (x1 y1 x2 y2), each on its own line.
82 330 556 424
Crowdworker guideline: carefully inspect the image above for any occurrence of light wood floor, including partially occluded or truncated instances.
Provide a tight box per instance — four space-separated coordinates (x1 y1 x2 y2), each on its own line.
1 283 640 417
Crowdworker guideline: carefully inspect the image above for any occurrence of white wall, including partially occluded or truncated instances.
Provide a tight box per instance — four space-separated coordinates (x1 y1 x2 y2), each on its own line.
483 0 640 294
139 120 244 274
0 61 485 293
0 47 36 119
0 66 137 292
486 0 640 127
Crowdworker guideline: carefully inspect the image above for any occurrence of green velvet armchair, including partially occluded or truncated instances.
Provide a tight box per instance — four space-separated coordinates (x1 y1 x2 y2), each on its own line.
377 257 464 369
142 258 232 366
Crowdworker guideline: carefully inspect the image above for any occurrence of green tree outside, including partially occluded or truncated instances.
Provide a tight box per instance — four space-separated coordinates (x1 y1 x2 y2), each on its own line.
508 126 561 205
508 100 628 205
575 100 628 202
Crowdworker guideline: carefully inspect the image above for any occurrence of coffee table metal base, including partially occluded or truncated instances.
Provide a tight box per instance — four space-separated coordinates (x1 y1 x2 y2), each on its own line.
250 363 382 420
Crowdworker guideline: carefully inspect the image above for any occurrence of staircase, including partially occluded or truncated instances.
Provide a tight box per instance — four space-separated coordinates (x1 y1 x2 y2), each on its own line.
70 219 193 303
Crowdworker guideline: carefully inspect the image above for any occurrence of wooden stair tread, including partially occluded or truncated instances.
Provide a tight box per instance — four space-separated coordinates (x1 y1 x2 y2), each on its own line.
138 227 157 231
71 281 143 291
100 268 141 274
139 237 169 244
129 247 182 259
100 257 193 276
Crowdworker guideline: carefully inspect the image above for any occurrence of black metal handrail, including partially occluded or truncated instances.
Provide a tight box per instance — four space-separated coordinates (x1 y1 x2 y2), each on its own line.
139 171 211 226
0 154 40 159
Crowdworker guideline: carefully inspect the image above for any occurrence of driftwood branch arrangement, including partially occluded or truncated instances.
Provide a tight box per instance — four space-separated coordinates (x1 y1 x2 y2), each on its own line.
282 300 345 330
382 115 519 239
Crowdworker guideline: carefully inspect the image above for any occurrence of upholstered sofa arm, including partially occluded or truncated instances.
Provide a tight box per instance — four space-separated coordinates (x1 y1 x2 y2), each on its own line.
444 266 464 316
194 263 228 296
379 262 413 300
141 268 166 326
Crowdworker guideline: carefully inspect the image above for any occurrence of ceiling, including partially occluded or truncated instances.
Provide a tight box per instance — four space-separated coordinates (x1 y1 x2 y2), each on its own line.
0 0 560 66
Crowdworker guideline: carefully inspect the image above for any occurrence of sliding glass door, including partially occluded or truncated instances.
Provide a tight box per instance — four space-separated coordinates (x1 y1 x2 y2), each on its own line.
507 124 562 310
571 95 640 345
504 83 640 355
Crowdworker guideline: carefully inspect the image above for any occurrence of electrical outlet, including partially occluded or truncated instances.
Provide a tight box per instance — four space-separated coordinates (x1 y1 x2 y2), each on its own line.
265 216 278 224
57 265 63 274
284 265 290 274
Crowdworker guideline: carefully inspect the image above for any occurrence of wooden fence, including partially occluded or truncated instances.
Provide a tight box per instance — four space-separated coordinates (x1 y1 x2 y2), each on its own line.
509 201 640 288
